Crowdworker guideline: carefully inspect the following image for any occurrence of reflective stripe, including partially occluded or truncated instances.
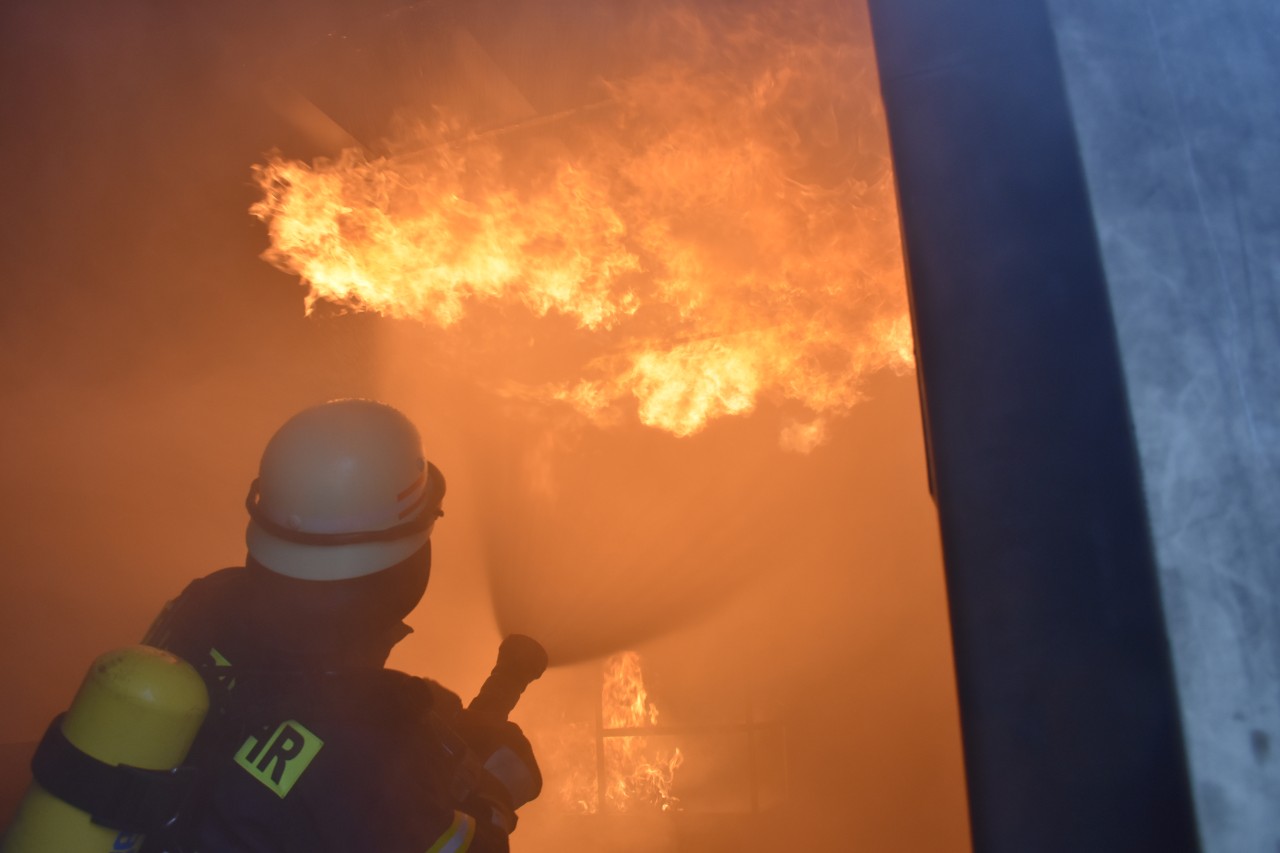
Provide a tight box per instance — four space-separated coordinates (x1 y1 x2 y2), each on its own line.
425 810 476 853
397 488 429 519
208 646 236 690
396 471 425 502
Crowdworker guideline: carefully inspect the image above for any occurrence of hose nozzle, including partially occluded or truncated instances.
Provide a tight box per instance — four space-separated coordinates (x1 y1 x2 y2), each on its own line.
468 634 549 719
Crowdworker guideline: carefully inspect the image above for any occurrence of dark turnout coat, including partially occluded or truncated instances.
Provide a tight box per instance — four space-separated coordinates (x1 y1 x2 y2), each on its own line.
143 558 507 853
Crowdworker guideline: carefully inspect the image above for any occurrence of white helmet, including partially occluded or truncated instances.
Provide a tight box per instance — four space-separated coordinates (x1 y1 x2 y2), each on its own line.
245 400 445 581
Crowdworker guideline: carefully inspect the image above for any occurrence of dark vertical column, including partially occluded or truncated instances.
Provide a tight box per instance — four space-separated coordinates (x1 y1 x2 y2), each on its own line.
863 1 1199 851
1049 2 1280 848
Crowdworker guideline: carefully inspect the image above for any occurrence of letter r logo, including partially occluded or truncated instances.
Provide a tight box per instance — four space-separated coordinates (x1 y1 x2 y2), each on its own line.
235 720 324 797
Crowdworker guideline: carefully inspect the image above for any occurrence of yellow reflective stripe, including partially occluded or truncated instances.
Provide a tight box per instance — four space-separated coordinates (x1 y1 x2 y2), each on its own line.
425 810 476 853
208 646 237 689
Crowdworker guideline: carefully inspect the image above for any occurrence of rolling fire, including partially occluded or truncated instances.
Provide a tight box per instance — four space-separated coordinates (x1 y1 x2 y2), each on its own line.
251 1 910 448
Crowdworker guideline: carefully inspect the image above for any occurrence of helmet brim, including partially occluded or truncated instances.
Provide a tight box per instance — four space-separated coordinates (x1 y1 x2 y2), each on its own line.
246 520 431 581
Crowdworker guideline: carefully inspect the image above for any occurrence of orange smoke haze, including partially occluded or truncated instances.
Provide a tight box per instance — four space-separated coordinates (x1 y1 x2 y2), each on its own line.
0 0 969 849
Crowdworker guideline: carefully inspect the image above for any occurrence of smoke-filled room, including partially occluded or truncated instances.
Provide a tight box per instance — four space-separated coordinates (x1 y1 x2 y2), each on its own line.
2 1 1276 852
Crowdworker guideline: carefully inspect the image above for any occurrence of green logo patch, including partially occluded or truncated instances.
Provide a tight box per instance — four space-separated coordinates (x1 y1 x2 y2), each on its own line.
234 720 324 797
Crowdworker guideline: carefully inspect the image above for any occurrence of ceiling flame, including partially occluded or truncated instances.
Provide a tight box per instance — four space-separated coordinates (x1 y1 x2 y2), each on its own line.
252 1 912 448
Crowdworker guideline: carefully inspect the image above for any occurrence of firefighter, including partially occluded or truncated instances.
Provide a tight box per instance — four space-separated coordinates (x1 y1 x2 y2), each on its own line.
141 399 540 853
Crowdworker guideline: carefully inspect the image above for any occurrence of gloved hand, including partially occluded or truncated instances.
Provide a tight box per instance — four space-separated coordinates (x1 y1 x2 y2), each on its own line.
453 711 542 811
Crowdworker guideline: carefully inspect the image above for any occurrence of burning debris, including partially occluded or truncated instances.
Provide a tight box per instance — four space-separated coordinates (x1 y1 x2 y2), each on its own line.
539 652 683 816
250 0 910 449
599 651 684 813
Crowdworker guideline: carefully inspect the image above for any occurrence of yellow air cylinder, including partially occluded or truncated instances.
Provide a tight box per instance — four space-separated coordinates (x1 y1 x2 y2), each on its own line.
1 645 209 853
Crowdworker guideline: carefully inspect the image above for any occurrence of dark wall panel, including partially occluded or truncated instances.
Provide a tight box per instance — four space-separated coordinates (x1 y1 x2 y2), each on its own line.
866 1 1199 850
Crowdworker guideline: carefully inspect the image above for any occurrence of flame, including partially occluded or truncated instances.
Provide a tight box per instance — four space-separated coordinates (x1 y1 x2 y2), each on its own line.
600 651 683 813
252 0 911 447
540 719 599 815
539 651 682 814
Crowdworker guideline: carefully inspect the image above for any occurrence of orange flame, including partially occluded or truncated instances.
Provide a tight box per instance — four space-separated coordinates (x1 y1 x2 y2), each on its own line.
539 651 682 815
601 651 683 813
541 720 598 815
252 1 910 448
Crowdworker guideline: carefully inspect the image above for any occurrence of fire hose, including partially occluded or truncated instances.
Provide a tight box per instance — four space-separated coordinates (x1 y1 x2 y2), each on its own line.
438 634 549 834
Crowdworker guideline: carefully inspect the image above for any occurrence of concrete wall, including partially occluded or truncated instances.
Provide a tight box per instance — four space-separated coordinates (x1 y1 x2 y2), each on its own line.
1048 2 1280 849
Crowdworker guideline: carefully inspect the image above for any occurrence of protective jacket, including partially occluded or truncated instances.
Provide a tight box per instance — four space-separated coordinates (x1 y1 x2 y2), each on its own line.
141 553 510 853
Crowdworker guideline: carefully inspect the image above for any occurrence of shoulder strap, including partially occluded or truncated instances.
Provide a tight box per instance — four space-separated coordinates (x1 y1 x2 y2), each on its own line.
31 714 200 834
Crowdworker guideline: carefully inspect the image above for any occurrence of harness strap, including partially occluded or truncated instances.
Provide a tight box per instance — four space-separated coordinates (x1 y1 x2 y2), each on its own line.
30 714 200 834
